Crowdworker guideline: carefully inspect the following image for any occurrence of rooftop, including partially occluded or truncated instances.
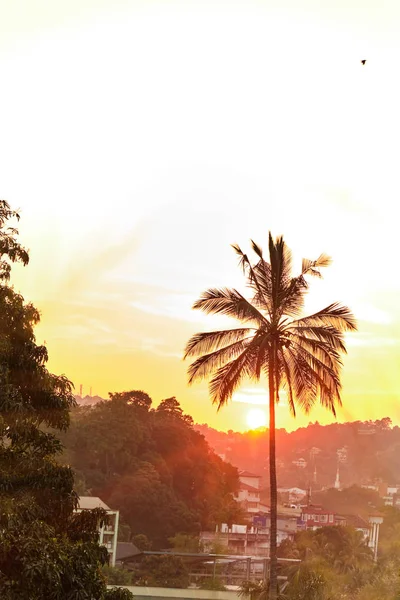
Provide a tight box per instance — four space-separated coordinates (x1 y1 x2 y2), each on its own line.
239 470 261 478
116 542 141 562
240 482 261 492
78 496 111 511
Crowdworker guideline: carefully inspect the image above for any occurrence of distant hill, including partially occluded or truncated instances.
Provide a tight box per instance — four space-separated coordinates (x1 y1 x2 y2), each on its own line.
195 418 400 493
74 394 105 407
70 397 400 494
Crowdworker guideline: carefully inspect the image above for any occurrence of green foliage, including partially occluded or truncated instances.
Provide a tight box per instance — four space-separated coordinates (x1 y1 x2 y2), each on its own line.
0 203 119 599
277 526 393 600
378 507 400 563
169 533 203 553
104 588 134 600
132 533 152 551
62 393 240 548
102 565 133 586
0 200 29 280
288 527 373 573
130 554 190 588
199 576 226 591
240 579 269 599
206 537 230 555
312 486 382 519
286 561 328 600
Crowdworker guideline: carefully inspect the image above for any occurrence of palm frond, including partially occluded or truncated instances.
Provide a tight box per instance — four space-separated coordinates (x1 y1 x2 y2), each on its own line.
183 328 255 359
193 288 267 325
286 325 347 353
187 339 252 384
293 302 357 331
279 350 296 417
209 349 257 410
289 339 342 385
302 253 332 276
254 333 272 379
282 347 317 414
231 244 249 275
232 241 272 314
275 275 308 319
268 232 296 314
250 239 264 259
284 342 342 415
288 334 342 372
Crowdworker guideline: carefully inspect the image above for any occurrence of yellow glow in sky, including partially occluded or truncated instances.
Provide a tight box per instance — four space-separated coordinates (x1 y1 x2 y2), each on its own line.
247 409 268 430
3 0 400 431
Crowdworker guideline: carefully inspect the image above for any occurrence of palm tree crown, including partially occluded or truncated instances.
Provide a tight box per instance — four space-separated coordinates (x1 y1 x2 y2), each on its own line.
184 233 356 416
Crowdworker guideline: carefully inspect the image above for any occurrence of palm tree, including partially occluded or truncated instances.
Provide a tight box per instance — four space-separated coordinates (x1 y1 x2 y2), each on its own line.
184 233 356 600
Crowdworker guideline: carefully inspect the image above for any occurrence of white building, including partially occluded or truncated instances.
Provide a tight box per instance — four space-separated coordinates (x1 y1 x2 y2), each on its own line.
292 458 307 468
278 487 307 503
236 471 265 516
76 496 119 566
336 446 348 463
201 518 296 557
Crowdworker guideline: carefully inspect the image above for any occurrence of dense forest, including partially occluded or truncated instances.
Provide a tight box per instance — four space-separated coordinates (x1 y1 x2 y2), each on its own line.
61 392 242 548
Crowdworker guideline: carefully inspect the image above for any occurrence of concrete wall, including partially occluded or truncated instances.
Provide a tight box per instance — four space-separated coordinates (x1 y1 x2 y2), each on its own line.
107 586 242 599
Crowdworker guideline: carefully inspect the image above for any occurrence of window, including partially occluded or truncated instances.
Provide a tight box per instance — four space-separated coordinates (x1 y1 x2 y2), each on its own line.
314 515 319 522
320 515 328 523
329 514 334 523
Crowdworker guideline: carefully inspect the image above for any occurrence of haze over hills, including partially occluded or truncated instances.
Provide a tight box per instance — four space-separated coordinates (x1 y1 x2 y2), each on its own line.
74 395 398 493
195 419 398 492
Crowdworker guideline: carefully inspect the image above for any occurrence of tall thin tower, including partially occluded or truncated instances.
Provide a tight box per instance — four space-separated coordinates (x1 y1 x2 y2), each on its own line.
79 384 82 397
334 464 341 490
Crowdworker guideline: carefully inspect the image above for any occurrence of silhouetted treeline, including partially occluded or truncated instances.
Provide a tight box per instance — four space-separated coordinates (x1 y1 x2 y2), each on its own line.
62 392 242 548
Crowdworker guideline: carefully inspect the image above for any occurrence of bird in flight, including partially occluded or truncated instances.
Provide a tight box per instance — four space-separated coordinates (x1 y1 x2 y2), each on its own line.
361 60 367 65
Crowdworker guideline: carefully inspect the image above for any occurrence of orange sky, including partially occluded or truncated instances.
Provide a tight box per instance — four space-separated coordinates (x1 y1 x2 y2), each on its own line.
3 0 400 431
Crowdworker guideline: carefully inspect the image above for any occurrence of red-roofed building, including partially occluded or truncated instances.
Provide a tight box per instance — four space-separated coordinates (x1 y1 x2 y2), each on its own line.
300 504 336 529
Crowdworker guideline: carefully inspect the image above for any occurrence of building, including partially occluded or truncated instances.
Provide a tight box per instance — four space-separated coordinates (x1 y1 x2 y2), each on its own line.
278 487 307 504
300 504 336 529
200 516 296 557
76 496 119 566
334 465 341 490
336 514 370 540
292 458 307 468
336 446 348 463
115 542 141 566
236 471 266 516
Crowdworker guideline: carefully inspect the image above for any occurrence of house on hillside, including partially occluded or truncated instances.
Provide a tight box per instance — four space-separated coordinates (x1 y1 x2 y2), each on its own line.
300 504 335 529
236 471 267 516
336 446 348 463
301 504 378 546
278 487 307 503
76 496 119 566
200 518 296 557
335 514 370 540
292 458 307 468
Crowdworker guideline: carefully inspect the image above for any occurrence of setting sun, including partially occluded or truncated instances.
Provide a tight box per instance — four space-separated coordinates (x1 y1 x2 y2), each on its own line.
246 408 267 430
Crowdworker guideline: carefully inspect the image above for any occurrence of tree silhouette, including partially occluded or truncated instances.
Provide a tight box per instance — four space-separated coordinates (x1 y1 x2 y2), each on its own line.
184 232 356 599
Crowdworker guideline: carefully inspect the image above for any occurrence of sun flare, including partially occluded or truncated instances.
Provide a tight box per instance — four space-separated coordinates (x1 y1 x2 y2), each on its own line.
246 408 267 430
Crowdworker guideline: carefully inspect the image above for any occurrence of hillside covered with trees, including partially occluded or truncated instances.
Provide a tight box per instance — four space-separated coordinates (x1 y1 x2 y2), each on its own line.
62 392 243 548
196 417 399 491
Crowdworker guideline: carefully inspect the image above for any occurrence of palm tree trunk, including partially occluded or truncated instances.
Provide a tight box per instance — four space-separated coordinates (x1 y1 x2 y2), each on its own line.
268 348 278 600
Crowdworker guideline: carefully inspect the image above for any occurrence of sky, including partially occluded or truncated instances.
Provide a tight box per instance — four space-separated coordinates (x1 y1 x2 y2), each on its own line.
1 0 400 431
